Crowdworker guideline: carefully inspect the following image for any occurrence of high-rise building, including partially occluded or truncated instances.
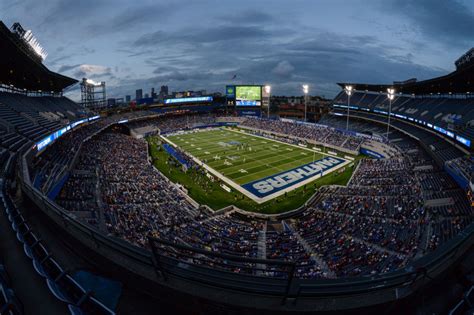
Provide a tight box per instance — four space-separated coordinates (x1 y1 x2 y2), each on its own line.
151 87 157 99
160 85 169 96
135 89 143 100
125 95 131 102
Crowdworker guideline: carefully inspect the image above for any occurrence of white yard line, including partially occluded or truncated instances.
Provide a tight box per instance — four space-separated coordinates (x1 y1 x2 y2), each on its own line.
221 148 305 177
225 127 340 157
161 129 352 204
161 134 261 201
229 152 318 182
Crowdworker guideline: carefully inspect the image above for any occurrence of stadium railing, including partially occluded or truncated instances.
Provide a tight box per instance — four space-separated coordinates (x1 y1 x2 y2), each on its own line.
148 236 296 298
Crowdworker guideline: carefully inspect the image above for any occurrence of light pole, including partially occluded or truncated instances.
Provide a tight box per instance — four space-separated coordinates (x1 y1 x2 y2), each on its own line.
265 85 271 119
345 85 353 130
386 88 395 139
303 84 309 122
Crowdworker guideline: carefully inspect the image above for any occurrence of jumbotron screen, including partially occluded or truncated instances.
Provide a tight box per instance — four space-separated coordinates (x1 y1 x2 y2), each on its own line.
235 86 262 106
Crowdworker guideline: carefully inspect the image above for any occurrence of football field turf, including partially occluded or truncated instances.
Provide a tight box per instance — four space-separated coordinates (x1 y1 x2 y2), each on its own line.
163 128 350 203
166 128 325 185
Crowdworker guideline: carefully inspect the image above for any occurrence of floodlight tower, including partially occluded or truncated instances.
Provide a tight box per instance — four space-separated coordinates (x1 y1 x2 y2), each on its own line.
344 85 353 130
264 85 271 118
81 78 106 110
386 88 396 139
303 84 309 122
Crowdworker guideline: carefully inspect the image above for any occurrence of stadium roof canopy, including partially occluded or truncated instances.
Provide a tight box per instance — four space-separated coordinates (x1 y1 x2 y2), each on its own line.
0 21 77 92
338 49 474 95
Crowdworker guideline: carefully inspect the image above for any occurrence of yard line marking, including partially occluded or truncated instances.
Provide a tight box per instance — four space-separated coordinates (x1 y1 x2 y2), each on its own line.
166 127 331 186
229 153 315 181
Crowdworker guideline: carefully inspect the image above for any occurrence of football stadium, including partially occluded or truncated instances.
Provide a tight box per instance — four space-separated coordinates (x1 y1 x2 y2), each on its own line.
1 4 474 315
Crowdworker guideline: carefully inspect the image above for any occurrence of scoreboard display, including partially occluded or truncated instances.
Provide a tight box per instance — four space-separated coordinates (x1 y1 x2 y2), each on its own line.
235 86 262 106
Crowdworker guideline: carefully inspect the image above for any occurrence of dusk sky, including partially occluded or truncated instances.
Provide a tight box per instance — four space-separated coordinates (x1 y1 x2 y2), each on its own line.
2 0 474 100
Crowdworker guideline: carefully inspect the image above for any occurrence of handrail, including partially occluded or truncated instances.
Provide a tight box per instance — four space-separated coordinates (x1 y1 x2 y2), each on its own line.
148 236 294 268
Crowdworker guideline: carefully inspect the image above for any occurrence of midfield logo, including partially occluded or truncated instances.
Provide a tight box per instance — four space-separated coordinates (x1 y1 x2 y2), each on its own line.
242 156 344 198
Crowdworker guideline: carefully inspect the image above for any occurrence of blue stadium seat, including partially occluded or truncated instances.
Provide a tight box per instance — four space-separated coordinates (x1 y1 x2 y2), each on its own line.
47 272 88 306
68 296 115 315
47 273 73 304
34 257 62 280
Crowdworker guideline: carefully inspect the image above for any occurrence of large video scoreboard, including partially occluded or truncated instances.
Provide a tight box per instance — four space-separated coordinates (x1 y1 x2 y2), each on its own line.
227 85 263 107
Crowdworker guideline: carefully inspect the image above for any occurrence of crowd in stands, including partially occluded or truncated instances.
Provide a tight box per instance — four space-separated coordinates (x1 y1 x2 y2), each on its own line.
28 110 156 195
3 88 473 311
240 117 364 151
127 113 217 134
30 118 111 194
27 112 474 280
329 108 465 163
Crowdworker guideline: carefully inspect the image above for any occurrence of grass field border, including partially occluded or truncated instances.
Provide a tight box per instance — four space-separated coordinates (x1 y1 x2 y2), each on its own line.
148 137 359 214
161 127 352 204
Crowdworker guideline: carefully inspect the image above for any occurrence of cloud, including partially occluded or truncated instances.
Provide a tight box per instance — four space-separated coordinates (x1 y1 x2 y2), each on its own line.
4 0 459 101
132 24 275 47
217 10 274 24
37 0 112 31
107 28 445 99
386 0 474 47
57 64 81 73
85 3 180 36
272 61 295 77
64 64 113 79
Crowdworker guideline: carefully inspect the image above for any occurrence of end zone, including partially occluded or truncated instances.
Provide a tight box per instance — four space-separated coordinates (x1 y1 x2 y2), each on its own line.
242 156 347 199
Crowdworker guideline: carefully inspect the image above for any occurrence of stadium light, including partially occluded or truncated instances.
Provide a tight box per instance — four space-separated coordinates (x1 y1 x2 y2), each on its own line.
386 88 396 138
265 85 271 118
23 29 48 61
85 79 103 87
302 84 309 122
344 85 353 130
302 84 309 94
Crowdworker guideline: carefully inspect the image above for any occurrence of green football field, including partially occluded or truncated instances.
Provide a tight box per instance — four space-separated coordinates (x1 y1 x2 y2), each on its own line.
165 128 325 186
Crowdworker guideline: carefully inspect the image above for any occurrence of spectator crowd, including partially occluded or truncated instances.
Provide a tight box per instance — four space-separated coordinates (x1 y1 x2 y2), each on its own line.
28 113 474 279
